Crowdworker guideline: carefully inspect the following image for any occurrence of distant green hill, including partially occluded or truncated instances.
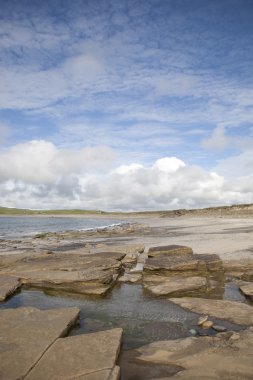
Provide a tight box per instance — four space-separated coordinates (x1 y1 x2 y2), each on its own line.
0 204 253 216
0 207 102 215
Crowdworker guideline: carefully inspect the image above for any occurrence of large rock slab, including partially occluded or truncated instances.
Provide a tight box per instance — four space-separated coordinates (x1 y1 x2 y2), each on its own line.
144 253 223 274
148 245 193 257
0 306 80 380
170 297 253 325
223 259 253 281
0 275 21 301
0 252 125 296
144 276 207 296
135 328 253 380
143 252 224 298
26 328 123 380
240 282 253 301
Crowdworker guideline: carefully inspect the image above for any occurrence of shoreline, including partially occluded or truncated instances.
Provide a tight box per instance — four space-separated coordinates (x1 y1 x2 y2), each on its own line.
1 212 253 379
0 213 253 261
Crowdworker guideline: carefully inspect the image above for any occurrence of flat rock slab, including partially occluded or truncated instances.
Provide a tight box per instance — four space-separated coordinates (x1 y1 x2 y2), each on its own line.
74 366 120 380
26 328 123 380
148 245 193 257
0 306 80 380
240 282 253 301
0 275 21 301
170 297 253 325
144 253 223 273
144 276 207 296
135 328 253 380
0 252 125 296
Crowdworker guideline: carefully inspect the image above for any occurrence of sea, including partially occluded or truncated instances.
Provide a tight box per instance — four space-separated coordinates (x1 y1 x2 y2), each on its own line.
0 216 125 239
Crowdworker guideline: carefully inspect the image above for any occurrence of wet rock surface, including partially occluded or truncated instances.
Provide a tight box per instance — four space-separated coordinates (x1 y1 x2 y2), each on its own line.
170 297 253 325
144 275 207 296
133 328 253 380
0 274 21 301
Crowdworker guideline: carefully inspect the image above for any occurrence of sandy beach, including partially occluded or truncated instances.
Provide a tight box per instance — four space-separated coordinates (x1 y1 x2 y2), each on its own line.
128 215 253 261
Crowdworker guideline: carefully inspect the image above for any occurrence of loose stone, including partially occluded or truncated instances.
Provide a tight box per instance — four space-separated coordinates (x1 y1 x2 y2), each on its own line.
197 315 209 326
213 325 227 332
201 320 213 329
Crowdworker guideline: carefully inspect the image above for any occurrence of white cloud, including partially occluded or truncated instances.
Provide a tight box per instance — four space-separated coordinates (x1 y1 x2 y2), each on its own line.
202 125 230 150
153 157 185 172
215 149 253 178
150 73 200 98
0 140 115 185
1 144 253 210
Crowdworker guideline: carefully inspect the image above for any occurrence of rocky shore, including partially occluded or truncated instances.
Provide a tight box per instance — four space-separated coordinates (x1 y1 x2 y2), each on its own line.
0 213 253 379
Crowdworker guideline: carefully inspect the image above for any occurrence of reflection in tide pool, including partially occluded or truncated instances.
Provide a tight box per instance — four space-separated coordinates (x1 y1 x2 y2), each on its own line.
0 283 243 348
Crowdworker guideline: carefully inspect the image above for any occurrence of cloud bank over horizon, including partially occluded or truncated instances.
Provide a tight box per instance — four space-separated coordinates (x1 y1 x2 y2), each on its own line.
0 0 253 209
0 139 252 211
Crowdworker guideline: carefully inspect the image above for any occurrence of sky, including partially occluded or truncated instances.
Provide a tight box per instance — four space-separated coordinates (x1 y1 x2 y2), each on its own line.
0 0 253 211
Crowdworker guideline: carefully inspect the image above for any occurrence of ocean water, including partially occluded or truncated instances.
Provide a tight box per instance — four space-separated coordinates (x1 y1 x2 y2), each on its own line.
0 216 125 239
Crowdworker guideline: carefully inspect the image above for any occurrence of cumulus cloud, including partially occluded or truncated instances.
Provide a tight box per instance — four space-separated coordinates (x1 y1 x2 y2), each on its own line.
0 140 115 185
1 143 253 210
153 157 185 172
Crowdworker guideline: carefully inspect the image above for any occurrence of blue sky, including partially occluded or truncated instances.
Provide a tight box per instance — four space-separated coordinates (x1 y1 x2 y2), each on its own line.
0 0 253 210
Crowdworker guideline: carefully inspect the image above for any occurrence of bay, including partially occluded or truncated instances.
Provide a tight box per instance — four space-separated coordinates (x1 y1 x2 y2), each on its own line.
0 216 124 239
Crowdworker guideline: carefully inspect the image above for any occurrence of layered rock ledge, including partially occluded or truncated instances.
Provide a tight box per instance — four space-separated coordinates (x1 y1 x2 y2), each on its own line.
0 251 126 296
148 244 193 257
143 245 224 297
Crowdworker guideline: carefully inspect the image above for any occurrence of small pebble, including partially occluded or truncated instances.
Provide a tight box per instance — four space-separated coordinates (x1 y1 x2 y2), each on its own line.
189 329 197 336
202 320 213 329
213 325 227 332
230 333 240 341
198 315 209 326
